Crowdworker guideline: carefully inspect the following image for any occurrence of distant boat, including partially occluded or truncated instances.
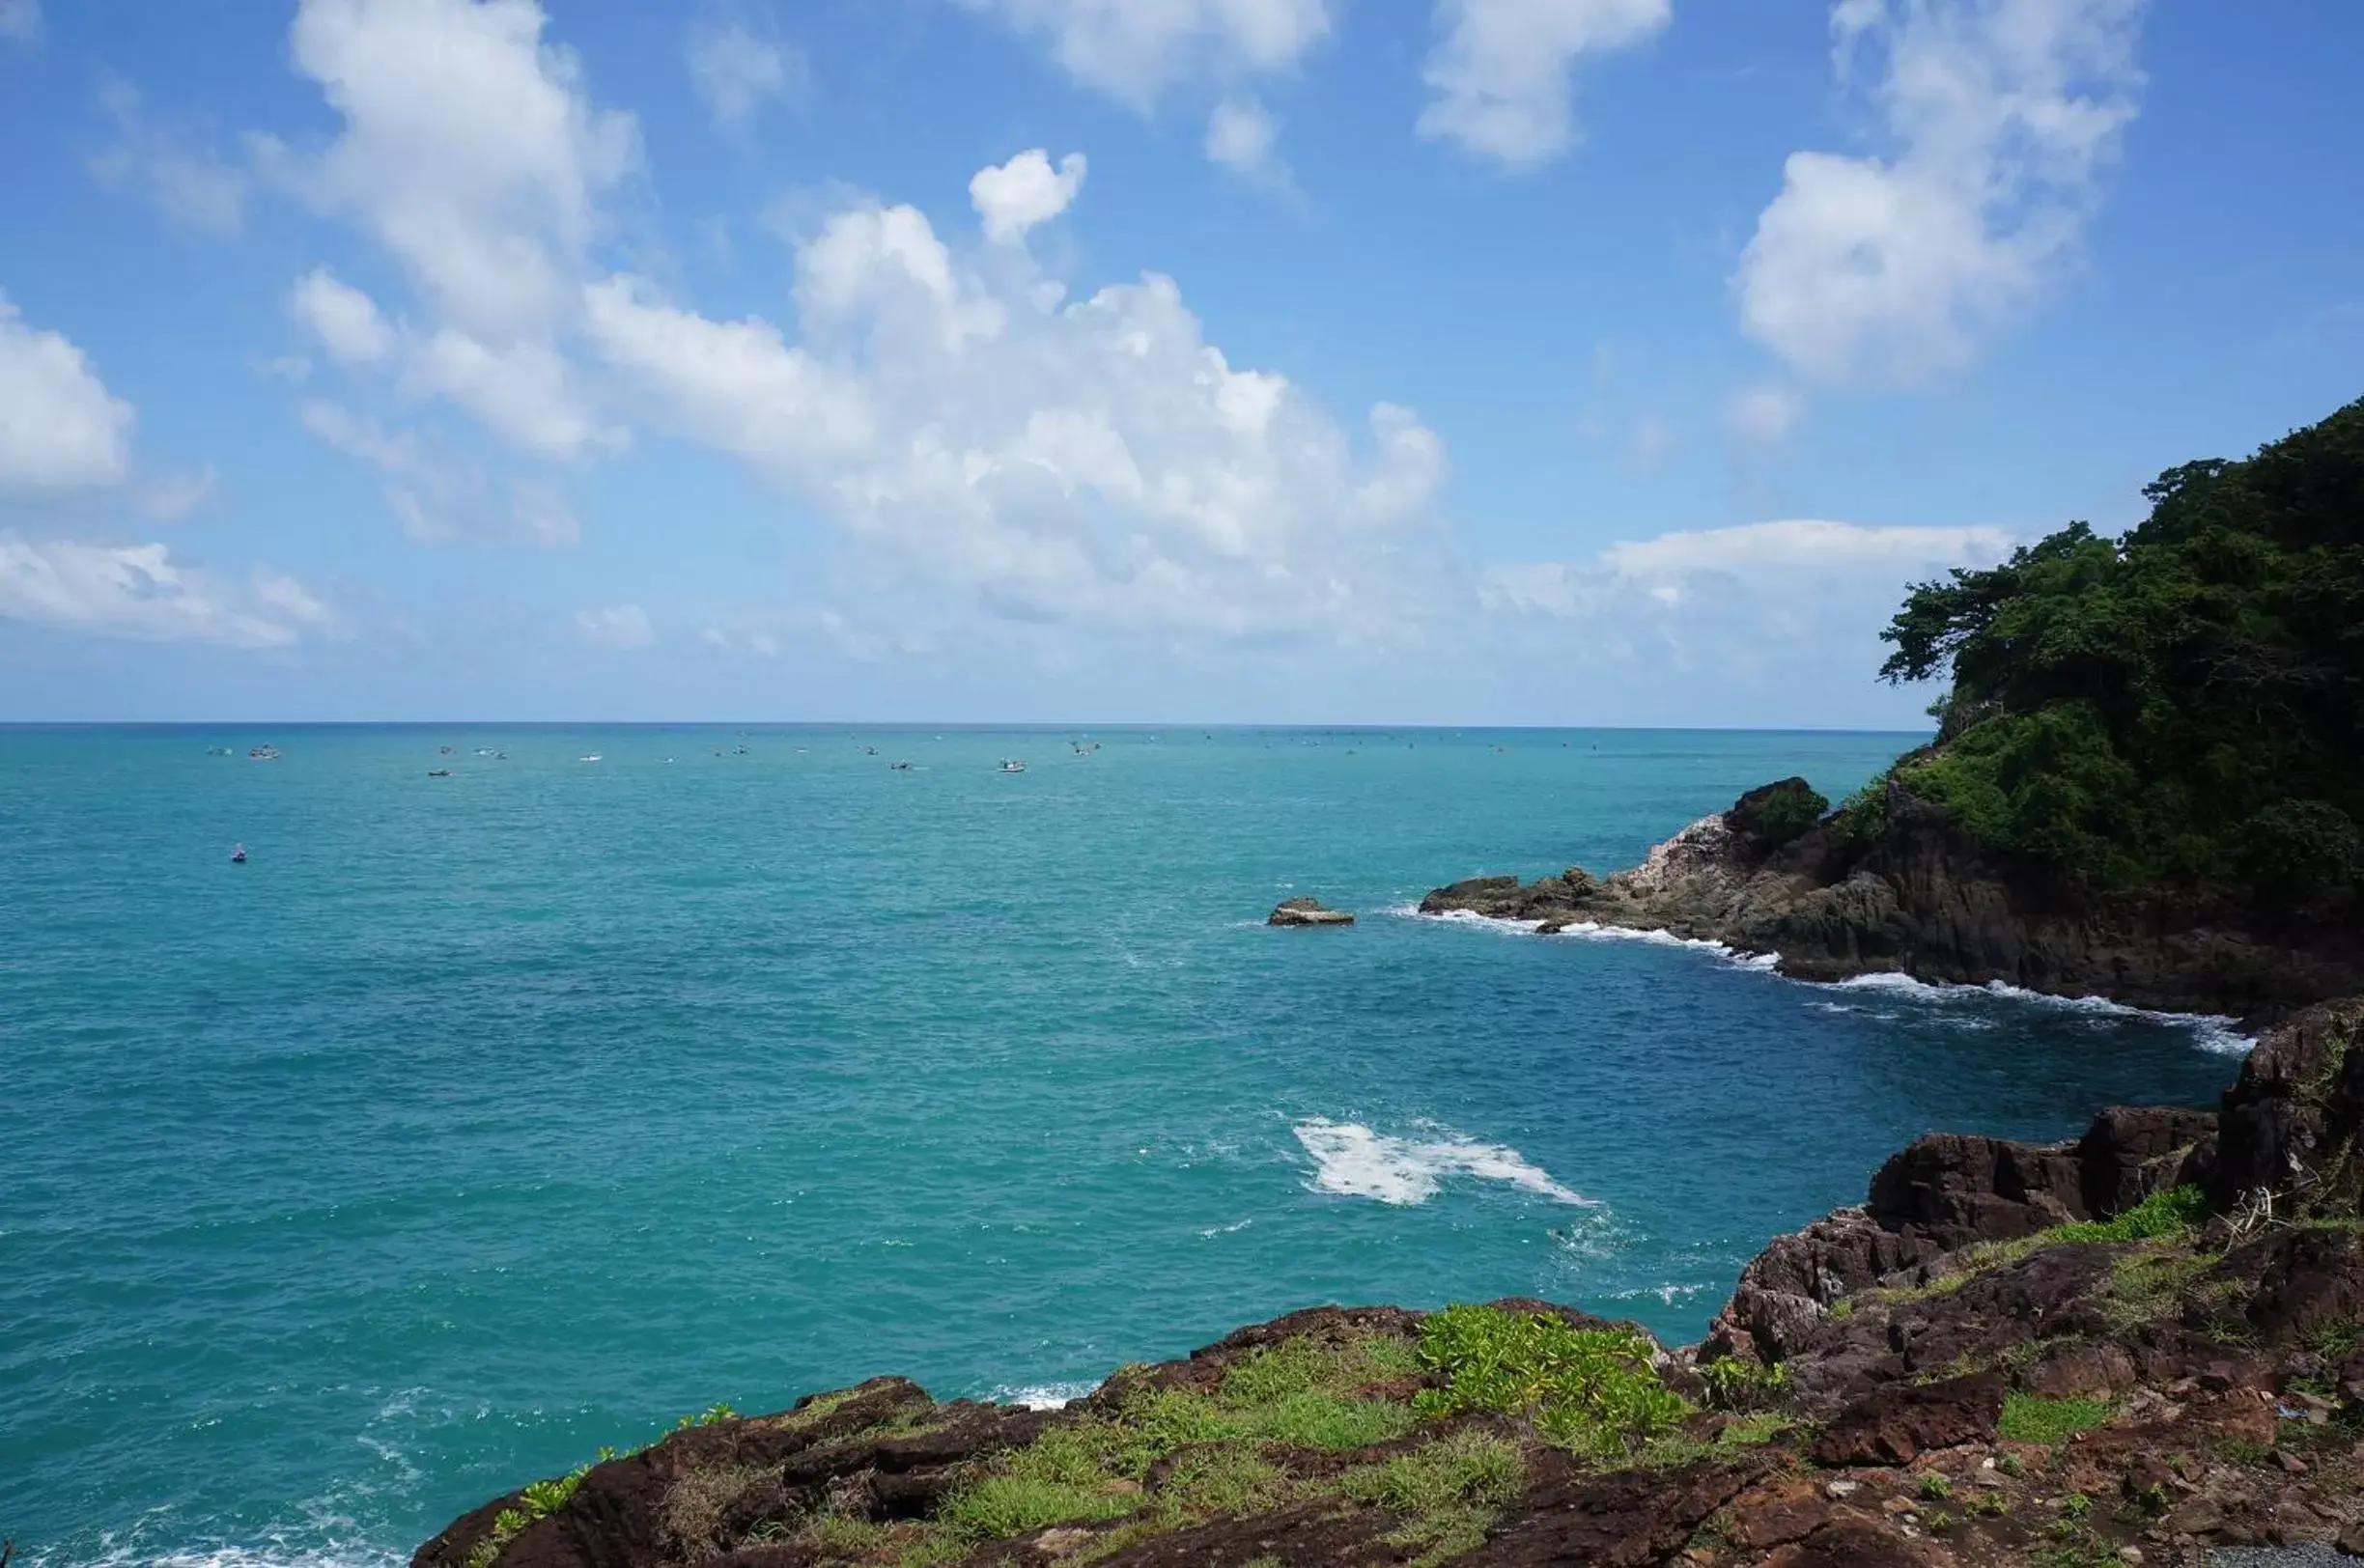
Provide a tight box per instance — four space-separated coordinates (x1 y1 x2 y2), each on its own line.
207 745 234 756
248 744 280 762
439 745 455 755
474 746 496 756
428 769 453 777
889 760 915 770
230 843 247 864
579 753 603 763
999 759 1027 773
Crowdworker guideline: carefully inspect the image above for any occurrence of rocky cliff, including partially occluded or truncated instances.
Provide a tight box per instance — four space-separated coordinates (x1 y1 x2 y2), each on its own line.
1420 777 2364 1020
418 1004 2364 1568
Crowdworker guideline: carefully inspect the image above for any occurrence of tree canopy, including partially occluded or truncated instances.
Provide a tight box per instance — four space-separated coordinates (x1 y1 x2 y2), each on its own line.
1872 395 2364 895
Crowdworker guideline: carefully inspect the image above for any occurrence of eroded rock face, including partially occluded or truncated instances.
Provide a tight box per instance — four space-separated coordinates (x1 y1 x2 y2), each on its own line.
1419 777 2364 1016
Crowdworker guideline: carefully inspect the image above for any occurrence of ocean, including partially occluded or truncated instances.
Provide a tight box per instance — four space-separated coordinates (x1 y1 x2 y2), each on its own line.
0 725 2248 1566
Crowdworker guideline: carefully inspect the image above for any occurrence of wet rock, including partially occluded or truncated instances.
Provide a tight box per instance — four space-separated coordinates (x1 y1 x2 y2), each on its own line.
1268 896 1355 926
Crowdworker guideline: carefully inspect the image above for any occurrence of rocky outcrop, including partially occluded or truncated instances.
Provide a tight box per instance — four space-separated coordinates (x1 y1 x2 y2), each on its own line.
422 1009 2364 1568
1268 897 1355 927
1421 775 2364 1018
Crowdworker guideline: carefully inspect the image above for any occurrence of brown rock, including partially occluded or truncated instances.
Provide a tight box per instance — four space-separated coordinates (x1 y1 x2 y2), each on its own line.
1268 896 1355 926
1812 1373 2006 1466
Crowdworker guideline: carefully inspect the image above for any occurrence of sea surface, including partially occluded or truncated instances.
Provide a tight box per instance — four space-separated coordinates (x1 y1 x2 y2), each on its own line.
0 725 2250 1566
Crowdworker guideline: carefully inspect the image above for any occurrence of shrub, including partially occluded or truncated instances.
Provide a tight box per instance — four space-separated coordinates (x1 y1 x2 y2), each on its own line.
1696 1357 1789 1412
1414 1304 1689 1459
2237 799 2362 901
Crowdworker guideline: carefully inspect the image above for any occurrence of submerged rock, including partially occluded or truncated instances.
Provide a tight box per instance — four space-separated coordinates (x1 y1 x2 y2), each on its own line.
1268 896 1355 926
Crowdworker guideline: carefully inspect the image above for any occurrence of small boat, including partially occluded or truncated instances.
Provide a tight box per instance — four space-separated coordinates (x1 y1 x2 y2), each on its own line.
429 769 452 777
208 745 234 756
230 844 247 864
579 753 603 763
474 747 496 757
889 760 915 770
439 745 455 755
248 744 280 761
999 759 1027 773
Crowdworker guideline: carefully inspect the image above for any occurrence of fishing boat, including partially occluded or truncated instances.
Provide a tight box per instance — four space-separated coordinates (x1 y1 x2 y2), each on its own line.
889 760 915 770
428 769 452 777
999 759 1027 773
230 844 247 864
248 744 281 761
578 753 603 763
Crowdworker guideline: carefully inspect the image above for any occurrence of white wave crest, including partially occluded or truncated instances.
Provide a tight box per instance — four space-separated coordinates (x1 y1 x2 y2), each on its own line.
989 1381 1098 1410
1833 972 2256 1054
1293 1119 1595 1207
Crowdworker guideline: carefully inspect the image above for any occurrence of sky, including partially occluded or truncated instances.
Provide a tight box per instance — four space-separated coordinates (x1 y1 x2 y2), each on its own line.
0 0 2357 726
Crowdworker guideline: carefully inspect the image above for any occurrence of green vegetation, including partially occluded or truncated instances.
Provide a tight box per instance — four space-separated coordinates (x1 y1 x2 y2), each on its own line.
1696 1356 1790 1412
465 1462 592 1568
1747 783 1830 847
1413 1303 1690 1459
1918 1470 1954 1501
2052 1185 2209 1243
1999 1393 2115 1445
1341 1430 1526 1565
1872 396 2364 893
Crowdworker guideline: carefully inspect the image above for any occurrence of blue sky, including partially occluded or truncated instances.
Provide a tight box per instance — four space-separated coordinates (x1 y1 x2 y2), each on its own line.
0 0 2356 724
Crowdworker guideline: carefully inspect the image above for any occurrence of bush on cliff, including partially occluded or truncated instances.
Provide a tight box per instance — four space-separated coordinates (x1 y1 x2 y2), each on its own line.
1876 395 2364 895
1413 1303 1688 1459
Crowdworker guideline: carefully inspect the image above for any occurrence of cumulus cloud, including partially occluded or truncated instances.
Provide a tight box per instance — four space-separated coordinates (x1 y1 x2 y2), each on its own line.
685 14 806 132
0 533 335 647
1735 0 2146 386
0 294 135 490
88 78 251 238
1419 0 1670 167
289 267 396 365
576 602 654 649
1478 518 2012 707
585 165 1449 642
969 150 1087 244
958 0 1329 106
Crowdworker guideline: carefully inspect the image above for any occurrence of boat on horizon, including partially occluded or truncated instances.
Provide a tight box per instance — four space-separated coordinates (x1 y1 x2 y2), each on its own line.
429 769 453 777
248 744 280 762
578 753 603 763
999 759 1027 773
230 843 246 864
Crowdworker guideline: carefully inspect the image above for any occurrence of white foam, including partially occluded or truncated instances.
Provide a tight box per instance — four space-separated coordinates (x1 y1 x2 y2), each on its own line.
1197 1218 1253 1237
1832 972 2256 1053
1293 1118 1595 1207
990 1381 1098 1411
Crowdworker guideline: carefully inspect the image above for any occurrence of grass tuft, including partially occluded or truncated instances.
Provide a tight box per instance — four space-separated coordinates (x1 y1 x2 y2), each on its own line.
1999 1393 2114 1444
1413 1303 1689 1459
2052 1186 2209 1244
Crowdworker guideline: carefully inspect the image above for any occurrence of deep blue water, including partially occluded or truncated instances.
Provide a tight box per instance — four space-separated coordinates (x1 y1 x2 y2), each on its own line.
0 726 2247 1566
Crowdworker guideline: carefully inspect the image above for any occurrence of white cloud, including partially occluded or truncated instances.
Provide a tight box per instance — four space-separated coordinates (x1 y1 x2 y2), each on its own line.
400 328 618 458
1597 518 2012 578
1726 383 1803 445
1735 0 2146 386
969 150 1088 244
0 0 39 45
289 267 396 366
576 602 653 649
1205 98 1280 179
958 0 1329 106
298 399 579 546
686 15 805 131
0 533 334 647
139 466 220 522
1419 0 1670 167
284 0 637 338
583 163 1449 643
88 78 250 238
0 294 135 490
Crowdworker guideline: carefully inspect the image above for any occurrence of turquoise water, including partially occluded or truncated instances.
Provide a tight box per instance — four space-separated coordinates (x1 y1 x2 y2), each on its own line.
0 726 2247 1566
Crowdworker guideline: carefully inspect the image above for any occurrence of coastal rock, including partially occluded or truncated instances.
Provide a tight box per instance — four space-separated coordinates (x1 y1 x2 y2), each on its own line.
1268 896 1356 927
1418 777 2364 1016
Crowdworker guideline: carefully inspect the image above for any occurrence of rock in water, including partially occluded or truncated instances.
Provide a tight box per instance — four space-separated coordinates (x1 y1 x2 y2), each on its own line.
1268 897 1355 927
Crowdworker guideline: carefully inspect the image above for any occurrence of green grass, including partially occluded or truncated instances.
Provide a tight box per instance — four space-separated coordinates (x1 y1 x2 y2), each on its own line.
1697 1357 1790 1412
1412 1304 1689 1459
1999 1393 2114 1444
2052 1186 2208 1244
1342 1430 1525 1565
1918 1471 1953 1501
